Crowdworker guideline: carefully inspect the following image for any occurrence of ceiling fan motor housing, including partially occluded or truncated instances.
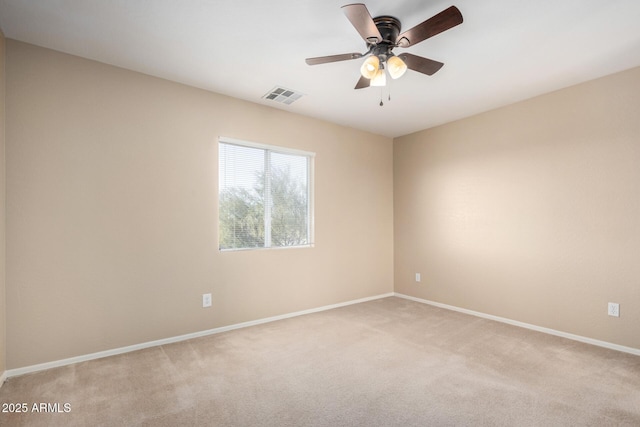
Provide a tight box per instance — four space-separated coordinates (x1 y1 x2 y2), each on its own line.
369 16 401 59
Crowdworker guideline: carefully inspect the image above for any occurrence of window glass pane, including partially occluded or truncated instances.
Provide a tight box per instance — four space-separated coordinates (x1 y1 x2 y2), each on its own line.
270 152 309 247
219 143 265 249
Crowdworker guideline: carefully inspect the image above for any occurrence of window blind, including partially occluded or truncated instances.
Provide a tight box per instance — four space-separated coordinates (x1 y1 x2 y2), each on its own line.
218 138 314 251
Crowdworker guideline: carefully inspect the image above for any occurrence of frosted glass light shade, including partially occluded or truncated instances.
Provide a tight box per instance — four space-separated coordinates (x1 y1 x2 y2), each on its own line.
360 56 380 79
387 56 407 79
371 68 386 87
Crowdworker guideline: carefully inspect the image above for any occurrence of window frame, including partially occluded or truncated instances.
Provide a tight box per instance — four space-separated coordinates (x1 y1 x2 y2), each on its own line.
218 137 315 252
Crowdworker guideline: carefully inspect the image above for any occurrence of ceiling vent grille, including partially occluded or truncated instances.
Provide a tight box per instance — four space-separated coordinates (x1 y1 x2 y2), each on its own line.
262 86 303 105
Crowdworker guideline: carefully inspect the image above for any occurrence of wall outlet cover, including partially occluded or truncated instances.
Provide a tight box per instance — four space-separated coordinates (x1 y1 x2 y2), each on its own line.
203 293 212 308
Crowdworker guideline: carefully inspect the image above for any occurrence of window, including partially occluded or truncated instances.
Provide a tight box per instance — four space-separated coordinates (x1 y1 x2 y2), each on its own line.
218 138 314 251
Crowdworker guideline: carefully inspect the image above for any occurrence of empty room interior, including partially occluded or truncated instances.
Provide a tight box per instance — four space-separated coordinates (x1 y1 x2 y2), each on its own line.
0 1 639 425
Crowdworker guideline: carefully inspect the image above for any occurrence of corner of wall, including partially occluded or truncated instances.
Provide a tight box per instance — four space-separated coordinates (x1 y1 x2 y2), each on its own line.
0 27 7 386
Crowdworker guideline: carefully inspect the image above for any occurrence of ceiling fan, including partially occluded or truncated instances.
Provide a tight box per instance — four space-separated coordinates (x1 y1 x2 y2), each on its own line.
305 3 463 89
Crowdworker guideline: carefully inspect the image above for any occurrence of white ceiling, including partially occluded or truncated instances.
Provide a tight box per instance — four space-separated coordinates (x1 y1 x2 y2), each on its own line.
1 0 640 138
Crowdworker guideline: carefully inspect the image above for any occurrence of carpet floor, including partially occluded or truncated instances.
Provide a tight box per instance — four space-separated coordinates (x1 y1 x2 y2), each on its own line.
0 297 639 426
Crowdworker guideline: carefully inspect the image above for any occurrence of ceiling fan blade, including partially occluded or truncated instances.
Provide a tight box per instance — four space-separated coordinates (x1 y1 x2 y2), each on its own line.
305 53 364 65
396 6 463 48
342 4 382 44
354 75 370 89
397 53 444 76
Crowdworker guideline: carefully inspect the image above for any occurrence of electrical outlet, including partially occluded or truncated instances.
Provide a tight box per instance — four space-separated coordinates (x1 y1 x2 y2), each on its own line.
415 273 421 282
202 293 212 308
607 302 619 317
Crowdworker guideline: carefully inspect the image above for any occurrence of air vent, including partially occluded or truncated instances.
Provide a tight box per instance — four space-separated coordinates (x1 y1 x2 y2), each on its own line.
262 86 304 105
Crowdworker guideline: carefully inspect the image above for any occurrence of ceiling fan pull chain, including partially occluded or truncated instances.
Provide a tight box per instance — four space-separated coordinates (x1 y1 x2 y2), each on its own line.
379 87 384 106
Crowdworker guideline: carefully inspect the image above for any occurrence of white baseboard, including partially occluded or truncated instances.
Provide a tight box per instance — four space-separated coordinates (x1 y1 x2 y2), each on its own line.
394 292 640 356
5 292 395 379
0 371 6 388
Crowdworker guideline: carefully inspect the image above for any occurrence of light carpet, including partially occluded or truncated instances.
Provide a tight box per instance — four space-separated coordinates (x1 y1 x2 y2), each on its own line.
0 297 638 426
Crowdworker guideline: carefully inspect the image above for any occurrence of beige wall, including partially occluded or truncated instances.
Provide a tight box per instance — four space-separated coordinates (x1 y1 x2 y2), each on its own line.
394 67 640 349
5 38 639 370
0 29 6 378
5 40 394 369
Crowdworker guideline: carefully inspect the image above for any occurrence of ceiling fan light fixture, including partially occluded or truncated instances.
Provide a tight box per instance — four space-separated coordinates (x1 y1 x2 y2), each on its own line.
360 55 380 79
387 55 407 79
371 68 386 87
